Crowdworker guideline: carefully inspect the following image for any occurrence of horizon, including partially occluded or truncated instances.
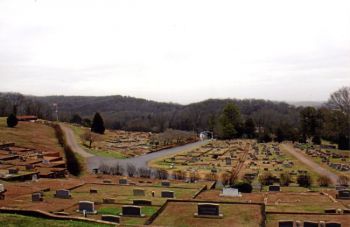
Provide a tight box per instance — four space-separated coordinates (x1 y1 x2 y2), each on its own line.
1 0 349 104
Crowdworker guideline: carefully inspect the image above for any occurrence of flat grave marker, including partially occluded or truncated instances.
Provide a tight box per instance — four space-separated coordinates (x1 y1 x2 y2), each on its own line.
278 220 293 227
133 188 146 196
101 215 120 223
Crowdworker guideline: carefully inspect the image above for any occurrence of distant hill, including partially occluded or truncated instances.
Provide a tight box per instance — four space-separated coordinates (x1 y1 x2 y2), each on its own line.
0 92 301 132
288 101 324 107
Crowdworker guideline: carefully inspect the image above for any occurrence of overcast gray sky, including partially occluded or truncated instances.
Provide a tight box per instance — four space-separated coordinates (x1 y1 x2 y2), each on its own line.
0 0 349 104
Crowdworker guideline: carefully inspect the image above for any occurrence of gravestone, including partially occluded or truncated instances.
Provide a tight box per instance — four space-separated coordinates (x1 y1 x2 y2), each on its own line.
119 178 128 185
161 181 170 187
195 203 223 218
103 198 116 204
120 205 144 217
55 189 71 199
77 201 97 214
32 174 38 181
324 208 337 214
278 220 293 227
295 221 302 227
225 157 231 165
90 188 98 193
343 208 350 214
8 168 18 174
325 222 341 227
161 190 175 198
133 199 152 206
0 184 4 192
304 221 319 227
32 192 43 202
336 189 350 199
101 215 120 223
103 179 112 184
269 185 281 192
133 188 145 196
220 188 241 197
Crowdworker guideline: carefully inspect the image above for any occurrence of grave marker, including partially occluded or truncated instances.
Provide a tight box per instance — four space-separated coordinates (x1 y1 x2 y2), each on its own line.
269 185 281 192
161 190 175 198
133 199 152 206
325 222 341 227
278 220 293 227
336 189 350 199
194 203 223 218
101 215 120 223
304 221 319 227
120 205 144 217
161 181 170 187
119 178 128 185
77 201 97 214
32 192 43 202
133 188 145 196
220 188 241 197
55 189 71 199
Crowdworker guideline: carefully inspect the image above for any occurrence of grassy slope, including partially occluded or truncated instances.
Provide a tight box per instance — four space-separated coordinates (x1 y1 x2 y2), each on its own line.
0 118 64 154
0 213 110 227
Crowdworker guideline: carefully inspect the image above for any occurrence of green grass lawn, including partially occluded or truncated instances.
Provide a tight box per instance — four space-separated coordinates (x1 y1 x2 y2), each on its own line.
0 213 111 227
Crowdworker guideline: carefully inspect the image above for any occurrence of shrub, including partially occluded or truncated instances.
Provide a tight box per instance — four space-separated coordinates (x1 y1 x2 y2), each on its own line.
233 181 253 193
91 112 105 134
280 172 292 186
337 175 349 186
297 173 312 187
221 172 231 186
7 113 18 128
258 172 275 186
205 173 218 181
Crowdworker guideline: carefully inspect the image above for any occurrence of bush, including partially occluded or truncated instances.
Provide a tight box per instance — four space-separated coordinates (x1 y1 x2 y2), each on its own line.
312 135 321 145
297 173 312 187
258 172 275 186
220 172 231 186
337 175 349 186
280 172 292 186
205 173 218 181
233 181 253 193
7 113 18 128
317 175 332 187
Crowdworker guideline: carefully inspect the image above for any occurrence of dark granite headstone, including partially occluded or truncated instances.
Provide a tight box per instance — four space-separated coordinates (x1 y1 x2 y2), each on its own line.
325 222 341 227
161 181 170 187
120 205 144 217
8 168 18 174
161 190 175 198
278 220 293 227
55 189 71 199
103 179 112 184
119 178 128 185
337 189 350 199
304 221 319 227
90 188 98 193
324 208 337 214
101 215 120 223
133 188 145 196
195 203 222 217
32 192 43 202
78 201 97 214
133 199 152 206
269 185 281 192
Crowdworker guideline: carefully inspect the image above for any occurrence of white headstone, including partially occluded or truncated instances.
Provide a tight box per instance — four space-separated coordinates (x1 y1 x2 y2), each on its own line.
220 188 241 197
0 184 4 192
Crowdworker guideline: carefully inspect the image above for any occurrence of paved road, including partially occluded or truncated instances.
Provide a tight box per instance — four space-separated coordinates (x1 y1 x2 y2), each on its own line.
281 144 339 185
60 124 94 158
87 140 208 172
60 123 208 172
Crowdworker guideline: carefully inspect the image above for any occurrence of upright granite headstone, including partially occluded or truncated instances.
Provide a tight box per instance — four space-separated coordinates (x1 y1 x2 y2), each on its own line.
195 203 223 218
77 201 97 214
133 188 146 196
278 220 293 227
161 190 175 198
32 192 43 202
161 181 170 187
337 189 350 199
120 205 144 217
304 221 319 227
133 199 152 206
225 157 232 165
55 189 71 199
119 178 128 185
269 185 281 192
325 222 341 227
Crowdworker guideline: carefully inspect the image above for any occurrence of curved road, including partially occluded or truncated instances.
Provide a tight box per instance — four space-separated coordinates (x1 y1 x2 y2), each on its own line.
281 144 339 185
60 124 208 172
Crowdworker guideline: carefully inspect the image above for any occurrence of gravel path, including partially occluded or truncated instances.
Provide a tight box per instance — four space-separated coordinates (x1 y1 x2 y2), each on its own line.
281 144 339 185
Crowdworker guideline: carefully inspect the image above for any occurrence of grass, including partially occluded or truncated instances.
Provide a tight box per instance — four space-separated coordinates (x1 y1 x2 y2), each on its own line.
0 117 64 154
0 213 111 227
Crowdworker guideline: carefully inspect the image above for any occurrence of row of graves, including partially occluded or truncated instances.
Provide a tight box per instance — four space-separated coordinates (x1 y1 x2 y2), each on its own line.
295 143 350 174
162 140 248 175
0 143 66 181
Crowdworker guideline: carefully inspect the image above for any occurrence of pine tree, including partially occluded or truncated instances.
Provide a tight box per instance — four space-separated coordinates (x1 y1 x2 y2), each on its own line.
91 112 105 134
7 113 18 128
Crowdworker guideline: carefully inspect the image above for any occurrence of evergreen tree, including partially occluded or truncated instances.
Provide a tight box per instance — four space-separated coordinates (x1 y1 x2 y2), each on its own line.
244 118 256 138
91 112 105 134
7 113 18 128
218 102 242 139
70 114 82 125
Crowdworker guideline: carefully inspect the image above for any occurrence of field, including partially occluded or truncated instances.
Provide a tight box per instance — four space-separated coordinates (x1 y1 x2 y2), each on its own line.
69 124 197 159
0 118 64 155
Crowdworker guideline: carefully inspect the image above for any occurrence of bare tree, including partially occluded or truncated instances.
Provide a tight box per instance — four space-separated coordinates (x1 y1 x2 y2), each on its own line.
337 175 349 186
154 169 169 179
172 170 186 180
81 131 100 148
327 87 350 115
99 163 110 174
138 167 152 178
126 163 137 177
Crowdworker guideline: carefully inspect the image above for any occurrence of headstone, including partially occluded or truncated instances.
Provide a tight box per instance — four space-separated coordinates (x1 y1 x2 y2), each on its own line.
119 178 128 185
161 190 175 198
55 189 71 199
8 168 18 174
336 189 350 199
269 185 281 192
103 198 116 204
32 192 43 202
133 188 145 196
120 205 144 217
103 179 112 184
90 188 98 193
343 208 350 214
295 221 302 227
278 220 293 227
161 181 170 187
304 221 319 227
31 174 38 181
151 191 155 197
101 215 120 223
220 188 241 197
92 168 98 174
77 201 97 214
0 184 4 192
195 203 223 218
324 208 337 214
225 157 232 165
325 222 341 227
133 199 152 206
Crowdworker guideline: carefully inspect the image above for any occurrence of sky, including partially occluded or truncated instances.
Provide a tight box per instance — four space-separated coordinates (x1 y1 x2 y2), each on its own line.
0 0 349 104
